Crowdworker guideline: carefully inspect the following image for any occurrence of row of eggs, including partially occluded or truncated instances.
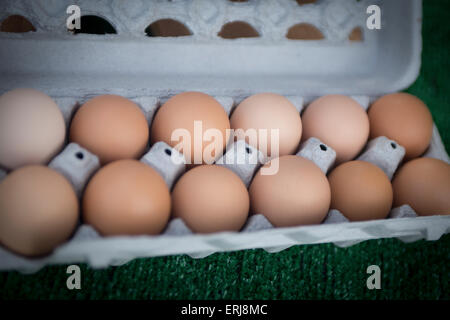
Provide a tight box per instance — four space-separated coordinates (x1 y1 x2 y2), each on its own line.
0 89 449 257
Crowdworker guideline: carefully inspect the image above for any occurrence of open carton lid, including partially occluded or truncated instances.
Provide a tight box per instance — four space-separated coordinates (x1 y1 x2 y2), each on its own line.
0 0 422 98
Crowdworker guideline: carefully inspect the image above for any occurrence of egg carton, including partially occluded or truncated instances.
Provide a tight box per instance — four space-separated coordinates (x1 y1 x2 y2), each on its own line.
0 92 449 272
1 0 450 272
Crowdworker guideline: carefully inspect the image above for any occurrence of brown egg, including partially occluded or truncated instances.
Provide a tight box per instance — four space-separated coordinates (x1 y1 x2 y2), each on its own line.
230 93 302 157
328 160 393 221
249 155 330 227
301 95 369 164
151 92 230 165
0 88 66 170
369 93 433 160
83 160 171 235
0 166 79 256
392 157 450 215
172 165 249 233
70 95 149 165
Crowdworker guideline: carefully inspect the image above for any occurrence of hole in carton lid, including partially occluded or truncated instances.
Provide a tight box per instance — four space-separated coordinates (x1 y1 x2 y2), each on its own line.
319 144 327 151
145 19 192 37
72 15 116 35
218 21 260 39
0 15 36 33
75 152 84 160
349 27 363 42
165 148 172 156
245 147 252 154
286 23 324 40
391 142 397 149
296 0 317 5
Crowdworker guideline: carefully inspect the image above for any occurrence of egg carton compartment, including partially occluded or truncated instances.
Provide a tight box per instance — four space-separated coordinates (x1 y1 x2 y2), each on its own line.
216 140 264 187
0 89 449 272
323 210 350 224
357 136 405 180
297 137 336 174
48 143 100 197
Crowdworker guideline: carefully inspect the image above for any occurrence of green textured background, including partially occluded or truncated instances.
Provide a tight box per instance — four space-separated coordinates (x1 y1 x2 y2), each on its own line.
1 1 449 300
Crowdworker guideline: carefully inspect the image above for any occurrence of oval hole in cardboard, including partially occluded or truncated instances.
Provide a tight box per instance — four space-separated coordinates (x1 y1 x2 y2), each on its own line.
286 23 324 40
349 26 363 42
296 0 317 5
73 15 116 35
218 21 260 39
0 15 36 33
145 19 192 37
75 152 84 160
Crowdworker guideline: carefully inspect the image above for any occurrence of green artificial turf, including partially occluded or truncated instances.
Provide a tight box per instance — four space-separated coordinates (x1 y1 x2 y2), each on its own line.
0 1 449 300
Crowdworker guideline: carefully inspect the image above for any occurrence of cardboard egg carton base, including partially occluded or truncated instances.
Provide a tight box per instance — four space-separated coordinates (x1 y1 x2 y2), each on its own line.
1 213 449 273
0 96 449 272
